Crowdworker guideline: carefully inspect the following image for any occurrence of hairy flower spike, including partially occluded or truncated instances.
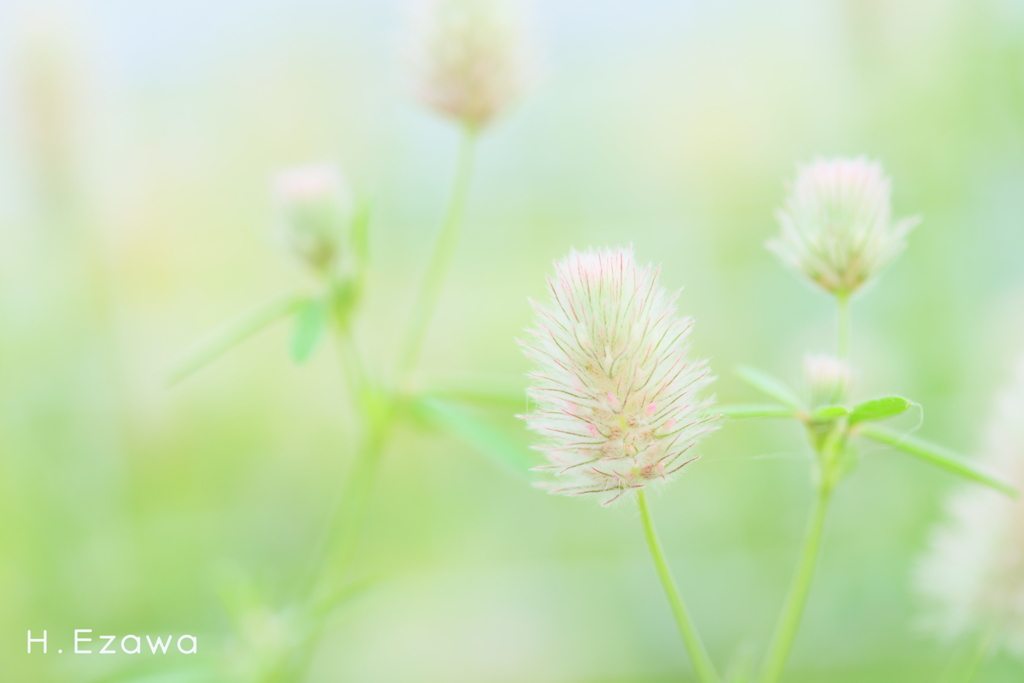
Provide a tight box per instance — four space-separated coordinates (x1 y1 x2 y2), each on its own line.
768 157 919 297
519 247 718 505
916 359 1024 655
272 163 353 274
803 354 853 409
405 0 536 129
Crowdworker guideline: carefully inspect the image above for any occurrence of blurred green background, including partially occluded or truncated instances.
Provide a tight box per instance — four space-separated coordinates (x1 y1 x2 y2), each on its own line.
3 0 1024 681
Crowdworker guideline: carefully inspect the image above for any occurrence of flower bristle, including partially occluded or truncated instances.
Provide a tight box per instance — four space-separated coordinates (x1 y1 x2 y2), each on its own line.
519 247 717 505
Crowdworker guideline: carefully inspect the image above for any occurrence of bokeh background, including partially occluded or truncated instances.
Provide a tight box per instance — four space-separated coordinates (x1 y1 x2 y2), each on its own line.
3 0 1024 681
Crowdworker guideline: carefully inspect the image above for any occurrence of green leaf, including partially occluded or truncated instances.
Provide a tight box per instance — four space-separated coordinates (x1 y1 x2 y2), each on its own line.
717 404 795 420
427 377 528 411
736 366 803 410
417 396 533 476
811 405 849 422
168 293 305 385
859 424 1018 497
291 298 328 363
848 396 911 425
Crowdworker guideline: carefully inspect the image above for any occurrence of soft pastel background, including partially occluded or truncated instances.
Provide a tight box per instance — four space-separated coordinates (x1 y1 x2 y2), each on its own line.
2 0 1024 681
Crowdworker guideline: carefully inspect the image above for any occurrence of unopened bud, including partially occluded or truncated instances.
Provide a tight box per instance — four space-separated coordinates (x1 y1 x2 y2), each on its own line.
803 353 853 408
272 163 353 273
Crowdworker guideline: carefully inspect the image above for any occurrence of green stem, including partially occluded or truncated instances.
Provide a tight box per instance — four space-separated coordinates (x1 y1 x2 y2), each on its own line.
316 410 393 595
836 293 850 361
637 489 720 683
396 125 478 392
759 485 833 683
331 305 368 412
304 126 480 594
279 125 482 683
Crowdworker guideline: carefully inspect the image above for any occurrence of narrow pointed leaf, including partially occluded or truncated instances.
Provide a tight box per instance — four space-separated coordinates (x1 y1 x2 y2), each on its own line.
717 404 795 420
291 298 328 363
848 396 911 425
417 396 533 476
313 575 379 619
736 366 803 410
859 424 1018 497
811 404 849 421
168 293 305 385
428 378 528 411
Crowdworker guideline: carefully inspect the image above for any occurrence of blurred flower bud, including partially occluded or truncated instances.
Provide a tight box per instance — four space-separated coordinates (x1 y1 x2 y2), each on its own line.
916 359 1024 656
519 247 718 505
768 157 919 298
272 163 353 274
404 0 537 129
803 354 853 408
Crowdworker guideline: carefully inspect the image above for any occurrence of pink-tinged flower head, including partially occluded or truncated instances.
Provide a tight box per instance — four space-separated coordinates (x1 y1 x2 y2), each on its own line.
272 163 353 273
404 0 537 129
916 359 1024 656
803 354 853 408
768 157 919 297
519 247 718 505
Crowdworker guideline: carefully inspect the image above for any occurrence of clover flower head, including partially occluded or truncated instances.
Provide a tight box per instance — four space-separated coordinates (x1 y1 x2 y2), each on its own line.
916 358 1024 656
768 157 919 297
803 353 853 409
519 247 718 505
272 163 353 273
404 0 536 129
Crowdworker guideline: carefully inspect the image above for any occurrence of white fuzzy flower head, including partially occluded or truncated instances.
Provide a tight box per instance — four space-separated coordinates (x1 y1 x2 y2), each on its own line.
519 247 718 505
768 157 919 298
916 359 1024 656
404 0 536 129
272 163 353 274
803 354 853 409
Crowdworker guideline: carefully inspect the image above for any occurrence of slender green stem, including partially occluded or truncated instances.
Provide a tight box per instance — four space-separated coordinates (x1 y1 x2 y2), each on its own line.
396 125 478 392
297 125 482 610
637 489 720 683
304 126 480 592
315 410 393 595
759 485 832 683
279 125 482 683
835 293 850 361
332 314 368 412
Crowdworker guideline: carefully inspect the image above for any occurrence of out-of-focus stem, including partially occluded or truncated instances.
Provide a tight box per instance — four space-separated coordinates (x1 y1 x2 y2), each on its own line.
637 489 720 683
315 408 393 596
331 298 368 412
836 293 850 360
301 124 482 609
759 485 833 683
396 125 478 393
